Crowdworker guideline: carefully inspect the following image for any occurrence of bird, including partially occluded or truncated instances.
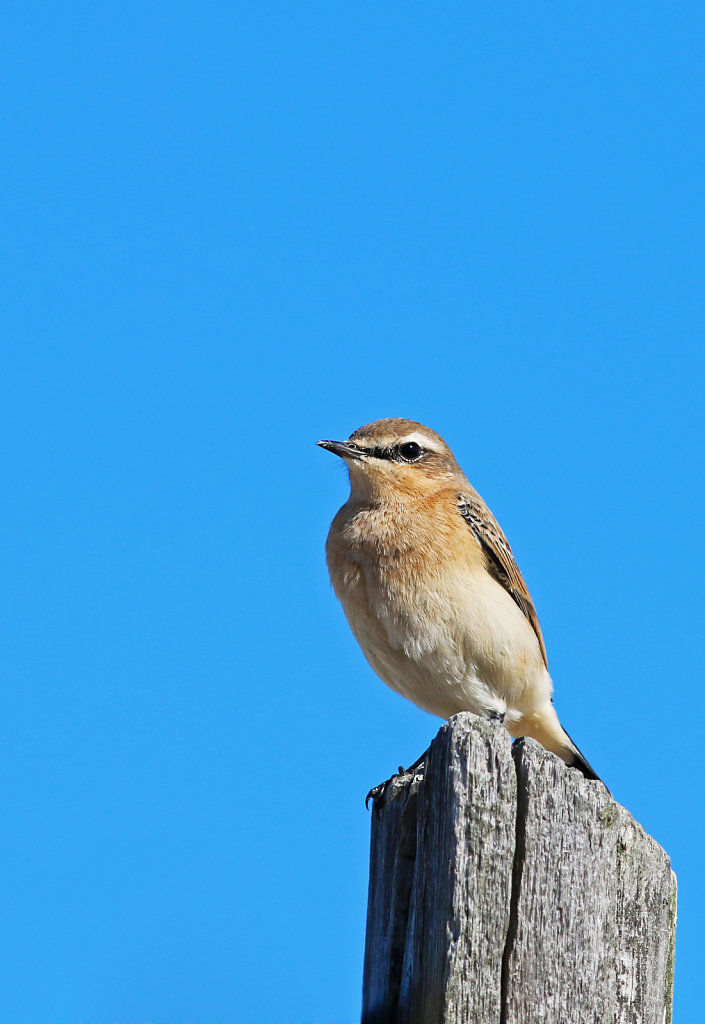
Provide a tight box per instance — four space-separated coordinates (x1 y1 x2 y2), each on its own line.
317 417 604 799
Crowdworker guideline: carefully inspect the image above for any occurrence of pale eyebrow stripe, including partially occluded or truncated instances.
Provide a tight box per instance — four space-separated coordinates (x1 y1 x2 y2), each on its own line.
351 432 441 461
401 431 441 452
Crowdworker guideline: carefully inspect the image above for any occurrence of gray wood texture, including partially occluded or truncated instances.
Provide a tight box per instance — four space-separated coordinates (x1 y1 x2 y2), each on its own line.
362 714 676 1024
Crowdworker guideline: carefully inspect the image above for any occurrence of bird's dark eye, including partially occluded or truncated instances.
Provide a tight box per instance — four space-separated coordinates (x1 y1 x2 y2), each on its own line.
346 442 358 450
399 441 422 462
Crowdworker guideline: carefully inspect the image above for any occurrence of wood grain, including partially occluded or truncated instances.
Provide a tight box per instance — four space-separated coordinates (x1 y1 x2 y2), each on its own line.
361 714 676 1024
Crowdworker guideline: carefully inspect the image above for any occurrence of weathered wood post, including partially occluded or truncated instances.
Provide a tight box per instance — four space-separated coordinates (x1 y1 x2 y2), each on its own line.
362 713 676 1024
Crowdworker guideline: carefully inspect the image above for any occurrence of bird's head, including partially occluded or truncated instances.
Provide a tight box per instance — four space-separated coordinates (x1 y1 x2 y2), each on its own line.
317 418 464 501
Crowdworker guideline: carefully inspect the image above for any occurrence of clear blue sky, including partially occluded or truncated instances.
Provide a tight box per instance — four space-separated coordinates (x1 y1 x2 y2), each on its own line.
2 3 703 1021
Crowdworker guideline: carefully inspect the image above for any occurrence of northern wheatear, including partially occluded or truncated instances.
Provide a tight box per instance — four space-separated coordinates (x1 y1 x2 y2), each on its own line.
318 418 603 797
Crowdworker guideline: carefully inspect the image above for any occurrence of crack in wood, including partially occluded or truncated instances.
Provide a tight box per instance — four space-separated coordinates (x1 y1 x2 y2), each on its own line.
500 738 528 1024
361 714 676 1024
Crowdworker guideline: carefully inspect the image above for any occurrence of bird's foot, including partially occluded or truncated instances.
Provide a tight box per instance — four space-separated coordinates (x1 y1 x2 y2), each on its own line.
487 710 506 722
365 749 429 811
365 777 397 810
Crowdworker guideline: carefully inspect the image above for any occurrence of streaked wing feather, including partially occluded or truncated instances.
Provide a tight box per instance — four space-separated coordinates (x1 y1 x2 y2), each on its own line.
458 494 548 668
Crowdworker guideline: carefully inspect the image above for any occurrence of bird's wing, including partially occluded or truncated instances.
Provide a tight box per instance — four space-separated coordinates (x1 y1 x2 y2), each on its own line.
458 494 548 668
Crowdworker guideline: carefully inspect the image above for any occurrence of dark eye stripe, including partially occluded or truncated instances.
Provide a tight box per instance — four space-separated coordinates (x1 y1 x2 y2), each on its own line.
348 442 425 462
366 446 395 460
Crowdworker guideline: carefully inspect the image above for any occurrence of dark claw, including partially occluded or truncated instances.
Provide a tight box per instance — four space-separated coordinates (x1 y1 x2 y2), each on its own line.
365 781 390 810
365 751 429 812
488 710 506 722
366 775 402 814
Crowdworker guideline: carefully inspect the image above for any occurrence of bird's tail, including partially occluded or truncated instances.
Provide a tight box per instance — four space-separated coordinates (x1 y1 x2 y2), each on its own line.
508 705 609 793
562 727 609 792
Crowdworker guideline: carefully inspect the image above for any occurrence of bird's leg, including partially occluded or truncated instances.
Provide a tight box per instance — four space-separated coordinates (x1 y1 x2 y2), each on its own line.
365 748 429 811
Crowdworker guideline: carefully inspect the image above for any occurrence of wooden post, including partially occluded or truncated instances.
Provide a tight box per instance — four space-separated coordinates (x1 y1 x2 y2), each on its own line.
362 714 676 1024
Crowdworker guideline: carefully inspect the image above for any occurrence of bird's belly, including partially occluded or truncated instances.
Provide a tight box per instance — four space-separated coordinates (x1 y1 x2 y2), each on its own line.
335 561 550 720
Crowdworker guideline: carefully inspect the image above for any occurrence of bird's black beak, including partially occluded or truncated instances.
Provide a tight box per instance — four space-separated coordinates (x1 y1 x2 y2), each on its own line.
317 439 367 461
